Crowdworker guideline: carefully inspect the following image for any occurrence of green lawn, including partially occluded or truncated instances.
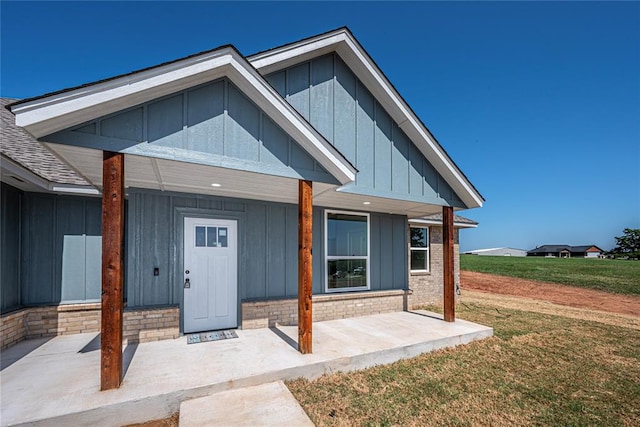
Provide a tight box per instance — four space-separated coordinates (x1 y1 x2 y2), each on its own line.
287 303 640 426
460 255 640 295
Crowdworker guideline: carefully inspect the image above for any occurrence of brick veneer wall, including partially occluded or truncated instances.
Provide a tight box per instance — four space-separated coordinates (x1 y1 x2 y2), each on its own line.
241 289 406 329
0 304 179 350
123 307 180 343
407 226 460 309
1 309 27 350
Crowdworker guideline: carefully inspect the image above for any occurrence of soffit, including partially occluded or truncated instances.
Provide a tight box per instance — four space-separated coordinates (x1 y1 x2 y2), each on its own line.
47 141 448 216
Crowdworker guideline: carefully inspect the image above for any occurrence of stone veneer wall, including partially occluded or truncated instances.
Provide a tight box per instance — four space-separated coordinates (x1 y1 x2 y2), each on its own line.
241 289 406 329
407 226 460 309
0 304 179 350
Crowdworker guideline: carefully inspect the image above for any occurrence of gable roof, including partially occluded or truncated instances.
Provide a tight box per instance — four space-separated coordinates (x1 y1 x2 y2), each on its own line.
8 45 356 186
1 97 89 187
248 27 484 210
6 27 482 210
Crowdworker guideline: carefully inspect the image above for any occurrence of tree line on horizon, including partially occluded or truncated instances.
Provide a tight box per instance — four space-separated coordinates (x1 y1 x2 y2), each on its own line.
608 228 640 260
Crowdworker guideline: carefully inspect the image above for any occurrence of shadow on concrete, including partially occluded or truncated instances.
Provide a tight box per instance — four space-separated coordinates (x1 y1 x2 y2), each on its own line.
269 326 298 351
78 334 101 353
76 333 139 379
1 337 52 371
407 310 444 321
123 341 139 378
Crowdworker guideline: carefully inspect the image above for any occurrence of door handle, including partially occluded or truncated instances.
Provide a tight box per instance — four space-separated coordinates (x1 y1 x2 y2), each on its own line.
184 278 191 289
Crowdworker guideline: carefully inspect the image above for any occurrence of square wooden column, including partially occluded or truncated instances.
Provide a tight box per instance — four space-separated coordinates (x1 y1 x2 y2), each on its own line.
101 151 125 390
443 206 455 322
298 180 313 354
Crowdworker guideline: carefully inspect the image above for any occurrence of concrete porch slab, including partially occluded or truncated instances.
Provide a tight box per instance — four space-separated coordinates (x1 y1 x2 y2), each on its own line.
0 310 492 426
179 381 314 426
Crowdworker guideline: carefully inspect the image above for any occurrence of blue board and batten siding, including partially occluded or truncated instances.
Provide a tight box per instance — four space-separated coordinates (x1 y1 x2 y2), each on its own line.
45 78 336 185
266 53 464 207
1 184 22 312
3 184 407 313
126 188 407 308
1 183 102 313
21 193 102 306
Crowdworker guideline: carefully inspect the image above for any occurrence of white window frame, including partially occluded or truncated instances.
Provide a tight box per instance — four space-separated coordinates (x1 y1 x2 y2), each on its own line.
410 226 430 273
324 209 370 293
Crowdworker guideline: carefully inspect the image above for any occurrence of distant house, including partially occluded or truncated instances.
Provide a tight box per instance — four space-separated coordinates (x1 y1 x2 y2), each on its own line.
568 245 606 258
527 245 605 258
464 247 527 257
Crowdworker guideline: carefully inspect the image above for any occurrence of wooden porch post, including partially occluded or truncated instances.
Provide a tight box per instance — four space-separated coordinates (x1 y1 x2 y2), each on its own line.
443 206 455 322
298 179 313 354
101 151 125 390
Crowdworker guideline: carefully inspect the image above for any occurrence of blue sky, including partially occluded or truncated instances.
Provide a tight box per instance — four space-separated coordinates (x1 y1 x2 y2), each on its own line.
2 1 639 252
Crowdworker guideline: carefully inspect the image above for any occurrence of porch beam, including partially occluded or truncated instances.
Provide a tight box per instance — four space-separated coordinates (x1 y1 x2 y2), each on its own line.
298 179 313 354
101 151 125 390
443 205 455 322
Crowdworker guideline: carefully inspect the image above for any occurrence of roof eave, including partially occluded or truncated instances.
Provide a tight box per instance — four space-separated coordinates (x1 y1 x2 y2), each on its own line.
1 155 99 195
408 218 478 228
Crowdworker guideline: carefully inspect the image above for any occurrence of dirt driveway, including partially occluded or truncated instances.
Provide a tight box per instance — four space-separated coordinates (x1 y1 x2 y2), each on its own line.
461 270 640 317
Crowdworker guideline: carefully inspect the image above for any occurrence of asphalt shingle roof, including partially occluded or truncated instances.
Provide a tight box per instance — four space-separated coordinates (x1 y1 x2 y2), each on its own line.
420 212 478 225
1 98 88 186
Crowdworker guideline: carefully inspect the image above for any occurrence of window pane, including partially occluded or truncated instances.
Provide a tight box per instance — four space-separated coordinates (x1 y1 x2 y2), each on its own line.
195 226 206 247
207 227 217 247
410 250 427 271
410 227 428 248
328 259 367 289
327 213 367 256
218 227 228 247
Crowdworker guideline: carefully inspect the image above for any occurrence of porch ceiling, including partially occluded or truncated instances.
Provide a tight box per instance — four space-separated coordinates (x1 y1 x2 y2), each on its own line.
48 142 445 217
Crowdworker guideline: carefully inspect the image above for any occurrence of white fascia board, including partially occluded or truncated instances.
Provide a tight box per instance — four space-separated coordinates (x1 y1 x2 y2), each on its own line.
10 47 355 185
50 185 100 195
249 29 484 209
249 33 346 74
408 218 478 228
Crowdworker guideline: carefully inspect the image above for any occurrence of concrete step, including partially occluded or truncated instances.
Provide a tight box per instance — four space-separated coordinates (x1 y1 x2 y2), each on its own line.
179 381 314 426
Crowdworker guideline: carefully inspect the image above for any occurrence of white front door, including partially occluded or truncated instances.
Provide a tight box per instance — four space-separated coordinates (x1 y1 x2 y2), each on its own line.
183 217 238 333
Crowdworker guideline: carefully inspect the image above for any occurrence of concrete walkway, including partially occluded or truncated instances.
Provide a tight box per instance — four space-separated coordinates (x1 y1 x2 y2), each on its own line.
0 311 492 426
179 381 314 426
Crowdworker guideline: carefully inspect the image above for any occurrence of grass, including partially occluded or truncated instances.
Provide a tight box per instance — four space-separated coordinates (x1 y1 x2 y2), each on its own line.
287 303 640 426
460 255 640 295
